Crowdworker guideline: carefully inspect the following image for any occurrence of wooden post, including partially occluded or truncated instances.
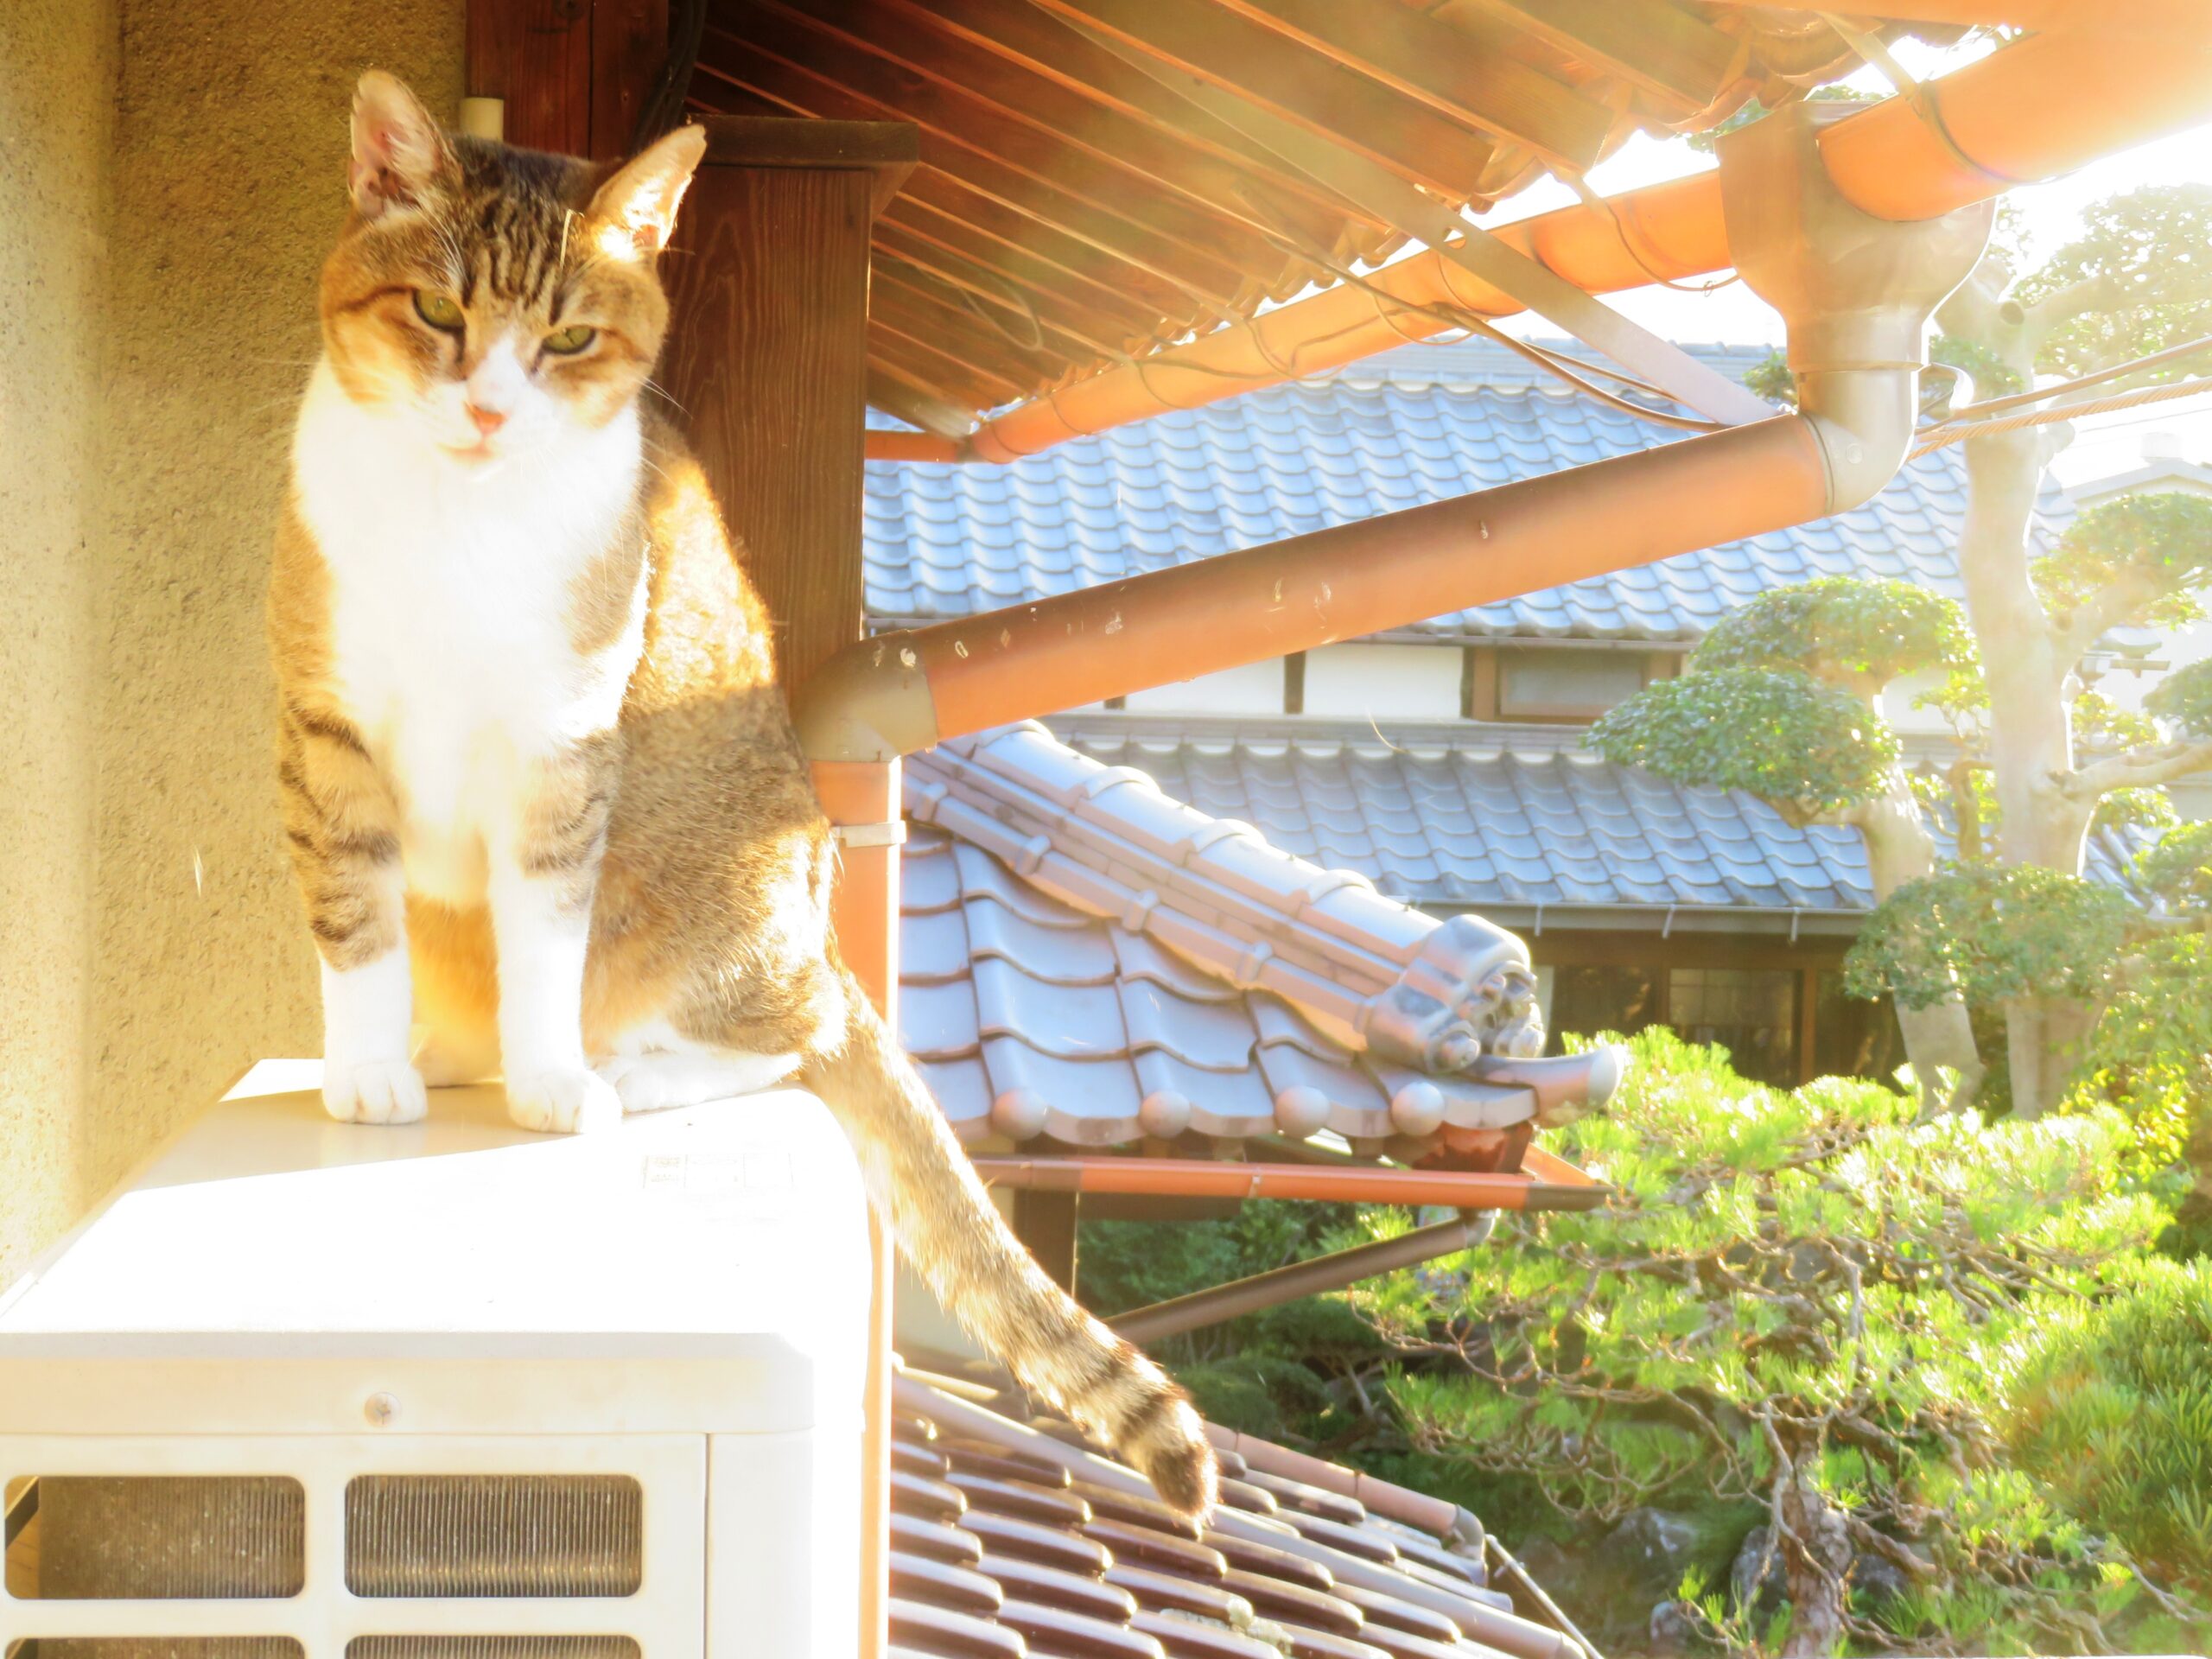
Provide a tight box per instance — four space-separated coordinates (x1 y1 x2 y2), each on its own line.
465 0 667 157
659 118 918 688
658 116 916 1659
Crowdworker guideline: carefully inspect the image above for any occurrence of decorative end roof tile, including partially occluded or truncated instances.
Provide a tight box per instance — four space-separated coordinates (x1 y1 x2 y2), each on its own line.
902 726 1617 1157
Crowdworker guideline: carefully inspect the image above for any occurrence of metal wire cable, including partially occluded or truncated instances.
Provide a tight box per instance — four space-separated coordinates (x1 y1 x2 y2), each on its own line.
1910 376 2212 457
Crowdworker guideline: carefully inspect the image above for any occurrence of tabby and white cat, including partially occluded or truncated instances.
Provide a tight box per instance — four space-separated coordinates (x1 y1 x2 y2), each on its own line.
269 71 1215 1515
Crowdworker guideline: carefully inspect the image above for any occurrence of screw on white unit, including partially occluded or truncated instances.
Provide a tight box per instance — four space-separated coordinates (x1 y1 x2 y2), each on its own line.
365 1390 398 1427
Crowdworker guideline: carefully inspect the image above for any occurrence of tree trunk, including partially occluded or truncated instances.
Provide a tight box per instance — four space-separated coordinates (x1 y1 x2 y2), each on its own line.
1777 1473 1854 1658
1954 429 2098 1115
1856 789 1984 1109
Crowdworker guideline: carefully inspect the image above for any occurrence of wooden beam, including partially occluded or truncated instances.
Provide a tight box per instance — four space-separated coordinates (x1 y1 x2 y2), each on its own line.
1464 0 1744 114
1206 0 1611 174
869 313 1032 405
696 28 1245 313
1023 0 1500 204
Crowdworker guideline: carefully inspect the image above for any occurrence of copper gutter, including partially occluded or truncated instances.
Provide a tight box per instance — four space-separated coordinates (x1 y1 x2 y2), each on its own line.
868 24 2212 465
970 1154 1612 1211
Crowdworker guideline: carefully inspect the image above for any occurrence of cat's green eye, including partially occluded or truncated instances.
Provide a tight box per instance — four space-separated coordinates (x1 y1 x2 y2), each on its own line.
543 324 598 356
412 290 464 330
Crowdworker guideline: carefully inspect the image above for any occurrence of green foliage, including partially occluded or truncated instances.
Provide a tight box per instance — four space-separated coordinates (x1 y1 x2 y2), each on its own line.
2063 933 2212 1179
2146 656 2212 740
1358 1028 2188 1653
1847 864 2138 1011
1930 332 2025 404
1684 86 1877 155
2094 785 2179 836
2135 819 2212 916
1692 576 1977 688
2073 686 2161 753
1078 1200 1388 1444
1588 667 1897 816
2015 185 2212 378
2005 1257 2212 1600
1744 349 1796 410
2037 493 2212 635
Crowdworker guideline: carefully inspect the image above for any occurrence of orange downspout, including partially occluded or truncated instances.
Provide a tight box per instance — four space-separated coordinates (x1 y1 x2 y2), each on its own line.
815 760 900 1659
901 24 2212 465
806 413 1829 756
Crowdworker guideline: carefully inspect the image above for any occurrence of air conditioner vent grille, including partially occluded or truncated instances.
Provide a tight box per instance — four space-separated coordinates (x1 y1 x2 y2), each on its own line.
7 1478 305 1599
343 1478 643 1599
346 1640 641 1658
8 1638 302 1658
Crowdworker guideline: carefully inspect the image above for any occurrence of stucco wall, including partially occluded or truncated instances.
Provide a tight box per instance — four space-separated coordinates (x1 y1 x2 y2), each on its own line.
0 3 463 1285
0 2 116 1283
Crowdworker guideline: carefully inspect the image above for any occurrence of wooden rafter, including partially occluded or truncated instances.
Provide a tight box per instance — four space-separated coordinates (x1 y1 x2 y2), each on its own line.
868 225 1135 359
698 22 1249 312
1021 0 1502 203
872 209 1160 345
865 369 976 442
1206 0 1612 174
787 0 1355 259
868 275 1080 386
873 257 1103 369
743 0 1293 276
1463 0 1745 114
905 0 1401 227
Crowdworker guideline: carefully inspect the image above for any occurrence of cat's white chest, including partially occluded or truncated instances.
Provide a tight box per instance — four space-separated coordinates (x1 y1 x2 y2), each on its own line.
292 363 645 906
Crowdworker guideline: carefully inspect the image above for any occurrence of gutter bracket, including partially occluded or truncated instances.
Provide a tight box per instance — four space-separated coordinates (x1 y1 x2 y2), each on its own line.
1719 104 1993 511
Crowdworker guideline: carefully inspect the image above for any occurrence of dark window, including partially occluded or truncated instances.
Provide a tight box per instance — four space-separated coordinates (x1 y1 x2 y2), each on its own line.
1497 649 1649 721
1546 964 1662 1049
1812 970 1906 1084
1669 967 1797 1087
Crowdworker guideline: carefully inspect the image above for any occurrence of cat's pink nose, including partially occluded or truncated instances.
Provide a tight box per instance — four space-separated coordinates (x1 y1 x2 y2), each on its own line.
465 403 506 436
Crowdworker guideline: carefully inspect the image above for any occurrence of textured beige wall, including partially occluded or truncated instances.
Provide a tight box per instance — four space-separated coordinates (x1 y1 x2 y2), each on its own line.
0 3 463 1285
0 2 115 1283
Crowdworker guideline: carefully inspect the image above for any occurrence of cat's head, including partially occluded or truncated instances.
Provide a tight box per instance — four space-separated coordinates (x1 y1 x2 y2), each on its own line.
319 72 704 466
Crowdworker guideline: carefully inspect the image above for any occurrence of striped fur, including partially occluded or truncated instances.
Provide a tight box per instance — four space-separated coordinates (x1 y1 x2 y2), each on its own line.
269 72 1216 1512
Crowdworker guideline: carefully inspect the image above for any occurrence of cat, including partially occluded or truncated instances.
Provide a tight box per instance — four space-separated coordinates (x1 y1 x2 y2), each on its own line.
267 70 1215 1516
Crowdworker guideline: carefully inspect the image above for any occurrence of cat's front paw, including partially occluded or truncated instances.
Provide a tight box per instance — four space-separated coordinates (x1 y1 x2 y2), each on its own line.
505 1067 621 1135
324 1058 429 1125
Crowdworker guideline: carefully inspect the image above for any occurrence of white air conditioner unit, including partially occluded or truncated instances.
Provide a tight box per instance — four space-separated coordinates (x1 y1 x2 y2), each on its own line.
0 1062 873 1659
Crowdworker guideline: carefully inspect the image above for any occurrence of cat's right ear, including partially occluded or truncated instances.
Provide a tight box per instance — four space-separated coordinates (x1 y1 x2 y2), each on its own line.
350 71 454 220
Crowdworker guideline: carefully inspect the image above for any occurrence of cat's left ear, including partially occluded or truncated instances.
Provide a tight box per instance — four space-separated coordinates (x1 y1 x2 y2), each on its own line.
588 125 708 258
350 71 454 219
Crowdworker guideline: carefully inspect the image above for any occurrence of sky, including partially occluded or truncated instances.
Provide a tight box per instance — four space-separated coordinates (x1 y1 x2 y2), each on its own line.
1471 35 2212 490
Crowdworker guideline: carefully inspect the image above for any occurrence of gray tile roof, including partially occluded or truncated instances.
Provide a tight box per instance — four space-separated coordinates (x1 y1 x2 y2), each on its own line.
901 725 1618 1154
862 340 2069 643
1045 717 2151 918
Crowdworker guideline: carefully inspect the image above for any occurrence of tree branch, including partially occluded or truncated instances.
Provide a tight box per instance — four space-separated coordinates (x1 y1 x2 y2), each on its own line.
2062 738 2212 801
2049 570 2164 678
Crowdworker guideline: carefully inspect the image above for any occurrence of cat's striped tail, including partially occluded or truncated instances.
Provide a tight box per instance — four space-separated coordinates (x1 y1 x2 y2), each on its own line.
801 967 1218 1517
